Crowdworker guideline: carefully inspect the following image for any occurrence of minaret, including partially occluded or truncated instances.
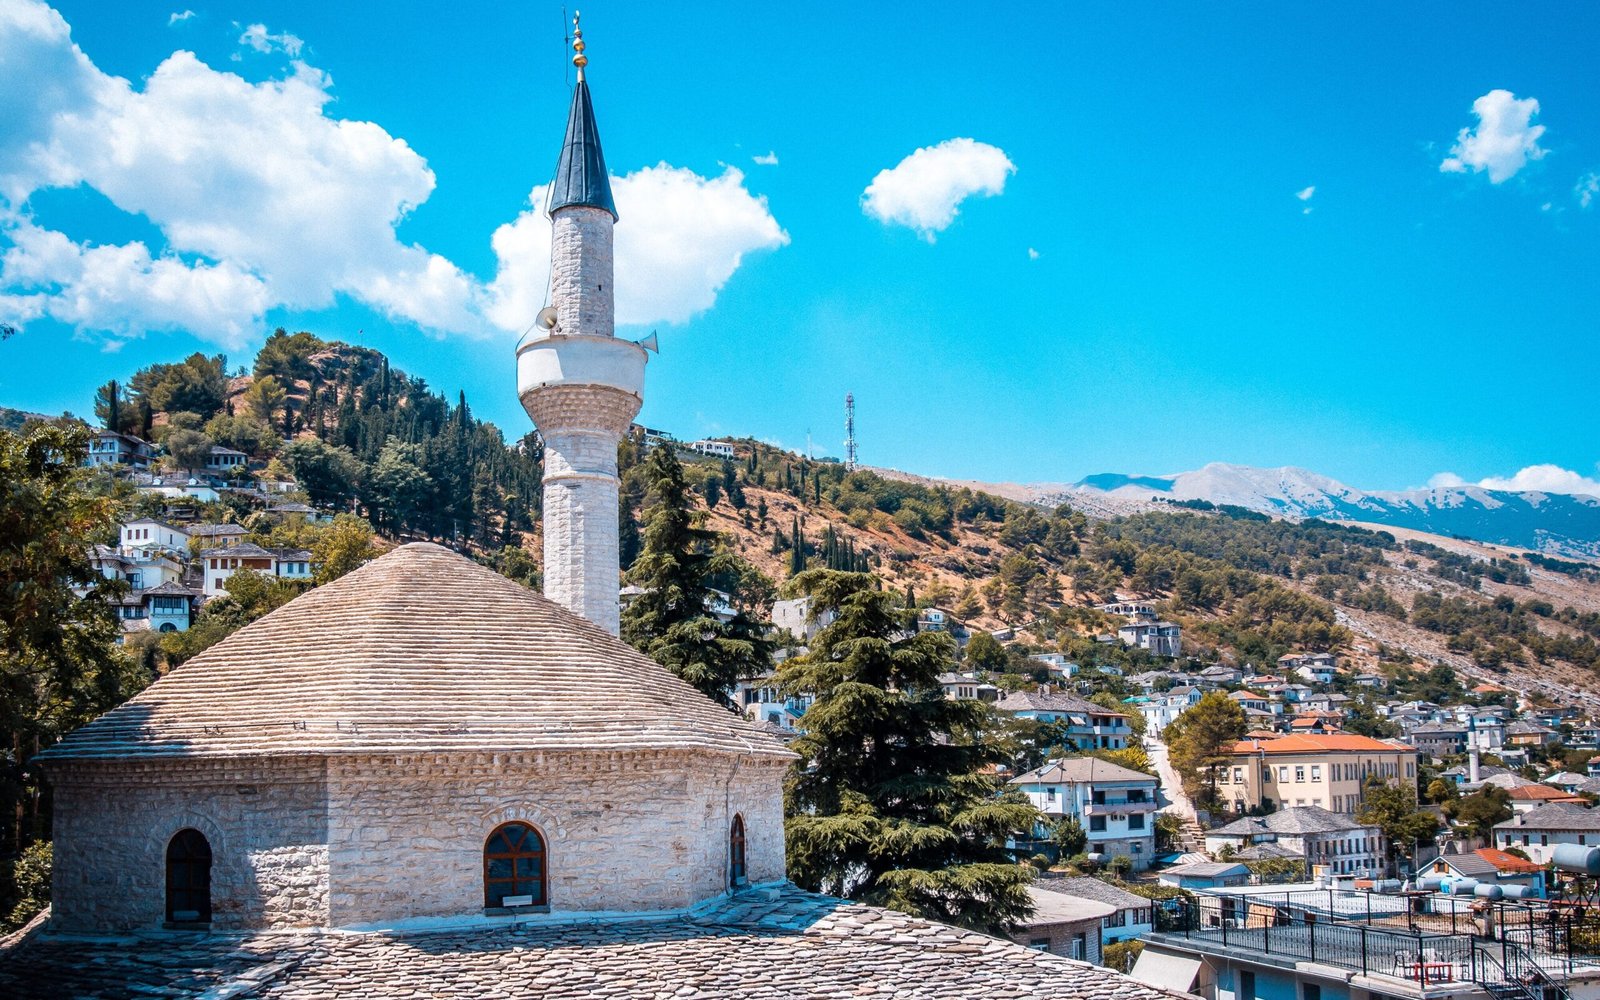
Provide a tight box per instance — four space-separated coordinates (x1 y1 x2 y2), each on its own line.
518 14 647 636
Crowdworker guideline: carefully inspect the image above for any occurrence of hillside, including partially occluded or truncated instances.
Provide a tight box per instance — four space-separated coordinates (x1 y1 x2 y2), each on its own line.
956 462 1600 561
53 333 1600 708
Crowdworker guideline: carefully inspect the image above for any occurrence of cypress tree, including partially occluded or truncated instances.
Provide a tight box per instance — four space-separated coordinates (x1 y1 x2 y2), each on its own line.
620 445 772 706
777 570 1039 934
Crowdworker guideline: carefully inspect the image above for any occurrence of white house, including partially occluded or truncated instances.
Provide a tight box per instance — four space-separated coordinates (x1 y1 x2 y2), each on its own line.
771 595 835 644
1031 653 1079 679
201 543 313 597
1143 685 1202 733
686 440 735 459
1009 757 1159 869
937 672 998 702
205 446 248 474
1204 805 1384 876
995 690 1132 750
1279 652 1336 684
119 518 189 556
84 430 153 469
1492 802 1600 864
1117 621 1181 658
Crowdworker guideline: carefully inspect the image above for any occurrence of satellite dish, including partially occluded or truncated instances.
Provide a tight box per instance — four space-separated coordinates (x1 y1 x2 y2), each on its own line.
637 330 659 353
535 306 560 331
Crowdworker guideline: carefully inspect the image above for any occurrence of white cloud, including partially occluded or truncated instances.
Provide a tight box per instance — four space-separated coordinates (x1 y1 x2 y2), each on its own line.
752 150 778 166
168 10 194 25
1429 465 1600 498
1440 90 1547 184
1296 186 1315 201
486 164 788 331
238 22 303 58
1577 172 1599 209
861 137 1014 240
1027 247 1039 260
0 1 786 347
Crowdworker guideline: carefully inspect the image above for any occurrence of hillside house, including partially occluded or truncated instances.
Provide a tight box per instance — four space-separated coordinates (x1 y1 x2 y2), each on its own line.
119 518 189 556
937 672 998 702
84 429 153 469
112 581 201 635
1506 720 1558 748
1142 685 1203 732
1117 621 1181 658
1156 862 1249 890
1196 664 1242 686
1098 601 1156 621
1280 651 1337 683
1009 758 1159 869
1410 722 1470 756
771 595 834 644
995 690 1132 750
200 543 313 597
1494 802 1600 864
205 446 248 474
686 440 735 458
1204 805 1384 876
1032 653 1079 679
187 523 248 549
915 607 960 635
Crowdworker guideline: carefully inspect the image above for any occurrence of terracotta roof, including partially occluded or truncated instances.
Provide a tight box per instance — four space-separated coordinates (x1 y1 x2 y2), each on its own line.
0 885 1195 1000
37 543 792 762
1475 847 1543 874
1226 733 1418 756
1505 784 1585 803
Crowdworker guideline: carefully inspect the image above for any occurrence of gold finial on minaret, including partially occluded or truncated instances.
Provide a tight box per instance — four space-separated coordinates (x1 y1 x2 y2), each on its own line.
572 11 588 81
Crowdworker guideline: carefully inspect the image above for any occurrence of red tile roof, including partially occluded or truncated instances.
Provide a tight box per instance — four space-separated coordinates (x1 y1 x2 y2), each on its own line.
1475 847 1543 874
1226 733 1417 755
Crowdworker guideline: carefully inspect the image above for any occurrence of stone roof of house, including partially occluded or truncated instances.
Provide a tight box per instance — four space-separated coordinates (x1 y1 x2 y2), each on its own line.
0 885 1196 1000
1037 876 1150 912
1507 720 1557 735
1207 805 1369 838
36 543 793 763
1232 842 1302 861
1161 861 1248 878
1010 757 1156 786
188 522 248 536
995 691 1127 718
1022 885 1116 927
1495 802 1600 832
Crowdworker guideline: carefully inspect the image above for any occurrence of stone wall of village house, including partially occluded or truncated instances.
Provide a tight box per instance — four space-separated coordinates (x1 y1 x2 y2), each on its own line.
46 760 331 932
325 750 789 927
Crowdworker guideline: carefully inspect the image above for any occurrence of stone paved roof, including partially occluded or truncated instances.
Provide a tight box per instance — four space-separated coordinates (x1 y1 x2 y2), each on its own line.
1207 805 1369 838
1037 876 1150 911
995 690 1127 718
1010 757 1156 786
37 543 792 762
0 885 1197 1000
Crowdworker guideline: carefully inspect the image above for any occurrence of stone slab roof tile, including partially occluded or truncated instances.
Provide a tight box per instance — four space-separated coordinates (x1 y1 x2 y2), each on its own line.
37 543 792 763
0 886 1199 1000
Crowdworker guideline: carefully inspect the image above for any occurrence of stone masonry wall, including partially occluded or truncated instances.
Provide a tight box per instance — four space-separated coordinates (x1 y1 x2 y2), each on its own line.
326 750 789 927
47 760 330 932
550 206 614 339
523 384 641 635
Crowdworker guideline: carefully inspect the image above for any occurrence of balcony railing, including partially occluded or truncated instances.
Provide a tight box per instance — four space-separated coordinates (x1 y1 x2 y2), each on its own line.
1152 889 1594 994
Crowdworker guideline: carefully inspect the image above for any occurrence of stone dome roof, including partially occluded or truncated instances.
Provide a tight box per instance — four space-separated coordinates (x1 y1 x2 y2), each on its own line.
40 543 792 762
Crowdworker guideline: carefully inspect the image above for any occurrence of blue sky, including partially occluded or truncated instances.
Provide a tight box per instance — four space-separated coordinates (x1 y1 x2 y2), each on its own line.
1 1 1597 494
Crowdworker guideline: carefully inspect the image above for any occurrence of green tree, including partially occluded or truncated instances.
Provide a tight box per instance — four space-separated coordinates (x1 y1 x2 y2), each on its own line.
1164 692 1248 812
1442 785 1512 841
620 445 772 705
0 425 143 856
369 441 433 533
281 437 362 509
244 374 288 426
1051 816 1088 857
130 352 228 417
777 569 1039 934
1103 940 1144 974
312 514 378 583
483 544 540 590
165 428 214 471
254 328 325 384
1356 777 1438 875
964 630 1008 672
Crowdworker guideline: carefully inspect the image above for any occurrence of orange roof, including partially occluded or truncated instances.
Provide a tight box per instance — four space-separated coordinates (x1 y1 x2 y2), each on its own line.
1245 729 1281 739
1472 683 1506 693
1506 785 1586 802
1227 733 1417 755
1475 848 1543 874
1290 718 1339 730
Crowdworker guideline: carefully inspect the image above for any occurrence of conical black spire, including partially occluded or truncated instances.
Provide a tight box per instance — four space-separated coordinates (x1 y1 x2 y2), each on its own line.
550 78 617 219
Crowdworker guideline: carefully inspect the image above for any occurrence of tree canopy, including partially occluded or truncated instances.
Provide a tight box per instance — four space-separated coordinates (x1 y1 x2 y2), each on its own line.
777 569 1038 934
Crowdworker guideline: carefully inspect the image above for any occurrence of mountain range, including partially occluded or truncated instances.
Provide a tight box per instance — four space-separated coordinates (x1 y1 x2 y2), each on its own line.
967 463 1600 561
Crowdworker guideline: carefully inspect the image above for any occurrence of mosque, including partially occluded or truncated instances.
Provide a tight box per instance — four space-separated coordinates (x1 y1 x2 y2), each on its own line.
1 20 1193 1000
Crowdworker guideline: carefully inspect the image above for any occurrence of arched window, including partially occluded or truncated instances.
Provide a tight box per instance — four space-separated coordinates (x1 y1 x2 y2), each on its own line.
166 829 212 924
484 822 546 908
729 815 747 888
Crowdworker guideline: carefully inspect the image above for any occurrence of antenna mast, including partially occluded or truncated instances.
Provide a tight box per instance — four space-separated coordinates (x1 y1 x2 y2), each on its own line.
844 393 858 471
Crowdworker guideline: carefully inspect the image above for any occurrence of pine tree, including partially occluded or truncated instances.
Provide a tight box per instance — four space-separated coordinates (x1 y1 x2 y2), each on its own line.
777 570 1039 934
620 445 772 706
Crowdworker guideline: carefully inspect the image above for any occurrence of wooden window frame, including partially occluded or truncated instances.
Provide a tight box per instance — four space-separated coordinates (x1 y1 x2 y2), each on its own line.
729 814 747 888
483 821 548 909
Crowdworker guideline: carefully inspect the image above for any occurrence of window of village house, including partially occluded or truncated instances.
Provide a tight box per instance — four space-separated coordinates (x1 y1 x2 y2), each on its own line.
729 815 747 887
1295 766 1306 782
166 828 212 924
1310 765 1320 781
484 822 547 908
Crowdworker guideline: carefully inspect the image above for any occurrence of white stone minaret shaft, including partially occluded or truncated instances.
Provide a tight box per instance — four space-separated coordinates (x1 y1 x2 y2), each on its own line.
516 24 645 636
